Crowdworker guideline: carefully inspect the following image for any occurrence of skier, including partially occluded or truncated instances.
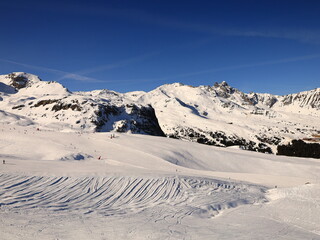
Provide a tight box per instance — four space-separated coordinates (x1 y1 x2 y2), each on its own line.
2 160 5 164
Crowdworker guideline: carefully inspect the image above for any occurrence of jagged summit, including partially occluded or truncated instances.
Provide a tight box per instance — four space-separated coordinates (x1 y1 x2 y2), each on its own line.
214 80 229 87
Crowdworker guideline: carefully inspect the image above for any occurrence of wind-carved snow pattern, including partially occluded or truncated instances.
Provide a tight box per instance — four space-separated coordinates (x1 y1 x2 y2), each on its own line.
0 174 266 218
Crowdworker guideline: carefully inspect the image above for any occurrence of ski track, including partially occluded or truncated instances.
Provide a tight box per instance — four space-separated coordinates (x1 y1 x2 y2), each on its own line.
0 174 266 218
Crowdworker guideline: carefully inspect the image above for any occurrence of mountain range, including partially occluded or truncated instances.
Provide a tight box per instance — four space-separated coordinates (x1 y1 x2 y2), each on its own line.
1 72 319 156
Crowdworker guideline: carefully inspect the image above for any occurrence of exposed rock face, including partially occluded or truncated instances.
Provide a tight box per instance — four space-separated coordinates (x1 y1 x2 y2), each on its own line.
281 89 320 109
167 126 272 153
52 101 82 112
34 99 60 107
92 103 164 136
7 73 29 89
213 81 236 98
277 140 320 158
32 99 82 112
116 105 164 135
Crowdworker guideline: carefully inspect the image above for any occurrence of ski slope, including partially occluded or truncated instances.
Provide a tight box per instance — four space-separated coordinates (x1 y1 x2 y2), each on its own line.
0 124 320 239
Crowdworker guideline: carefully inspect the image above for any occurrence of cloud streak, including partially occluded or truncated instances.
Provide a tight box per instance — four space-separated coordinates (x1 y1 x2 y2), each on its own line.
56 51 159 81
2 53 319 88
170 54 320 79
3 2 319 45
46 4 320 45
2 2 320 45
0 58 103 83
115 54 320 84
0 51 158 83
223 29 320 45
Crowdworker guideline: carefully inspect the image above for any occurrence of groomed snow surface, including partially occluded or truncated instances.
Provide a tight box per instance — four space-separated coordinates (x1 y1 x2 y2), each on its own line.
0 125 320 239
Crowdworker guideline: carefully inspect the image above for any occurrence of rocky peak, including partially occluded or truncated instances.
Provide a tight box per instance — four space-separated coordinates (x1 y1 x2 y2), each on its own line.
7 73 29 89
220 81 229 87
5 72 41 90
213 81 229 88
213 81 236 98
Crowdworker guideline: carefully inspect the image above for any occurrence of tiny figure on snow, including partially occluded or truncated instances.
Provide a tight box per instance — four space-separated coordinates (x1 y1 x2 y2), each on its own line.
2 160 5 164
98 156 101 160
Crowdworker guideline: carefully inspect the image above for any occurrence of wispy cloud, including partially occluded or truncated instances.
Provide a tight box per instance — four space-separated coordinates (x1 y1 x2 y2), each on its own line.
0 58 66 75
55 73 102 82
2 2 320 45
2 53 319 88
0 51 158 83
223 29 320 45
4 2 319 45
56 51 159 81
116 54 320 83
147 17 320 45
44 4 320 45
0 58 103 82
170 54 320 79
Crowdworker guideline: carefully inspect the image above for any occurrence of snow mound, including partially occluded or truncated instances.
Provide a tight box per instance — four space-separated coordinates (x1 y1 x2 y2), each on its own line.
0 110 34 126
266 184 320 235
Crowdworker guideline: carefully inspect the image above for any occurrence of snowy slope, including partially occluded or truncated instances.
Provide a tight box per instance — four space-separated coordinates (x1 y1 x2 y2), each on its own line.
0 124 319 239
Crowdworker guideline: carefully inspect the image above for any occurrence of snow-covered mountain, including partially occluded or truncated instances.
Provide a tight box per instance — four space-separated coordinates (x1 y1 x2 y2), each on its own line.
1 72 319 155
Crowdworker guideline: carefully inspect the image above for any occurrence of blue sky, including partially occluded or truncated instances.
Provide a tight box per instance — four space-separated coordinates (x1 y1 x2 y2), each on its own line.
0 0 319 94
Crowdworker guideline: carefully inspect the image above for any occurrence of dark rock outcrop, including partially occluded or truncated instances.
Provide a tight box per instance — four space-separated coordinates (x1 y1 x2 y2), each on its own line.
7 73 29 89
93 103 165 136
168 126 272 153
